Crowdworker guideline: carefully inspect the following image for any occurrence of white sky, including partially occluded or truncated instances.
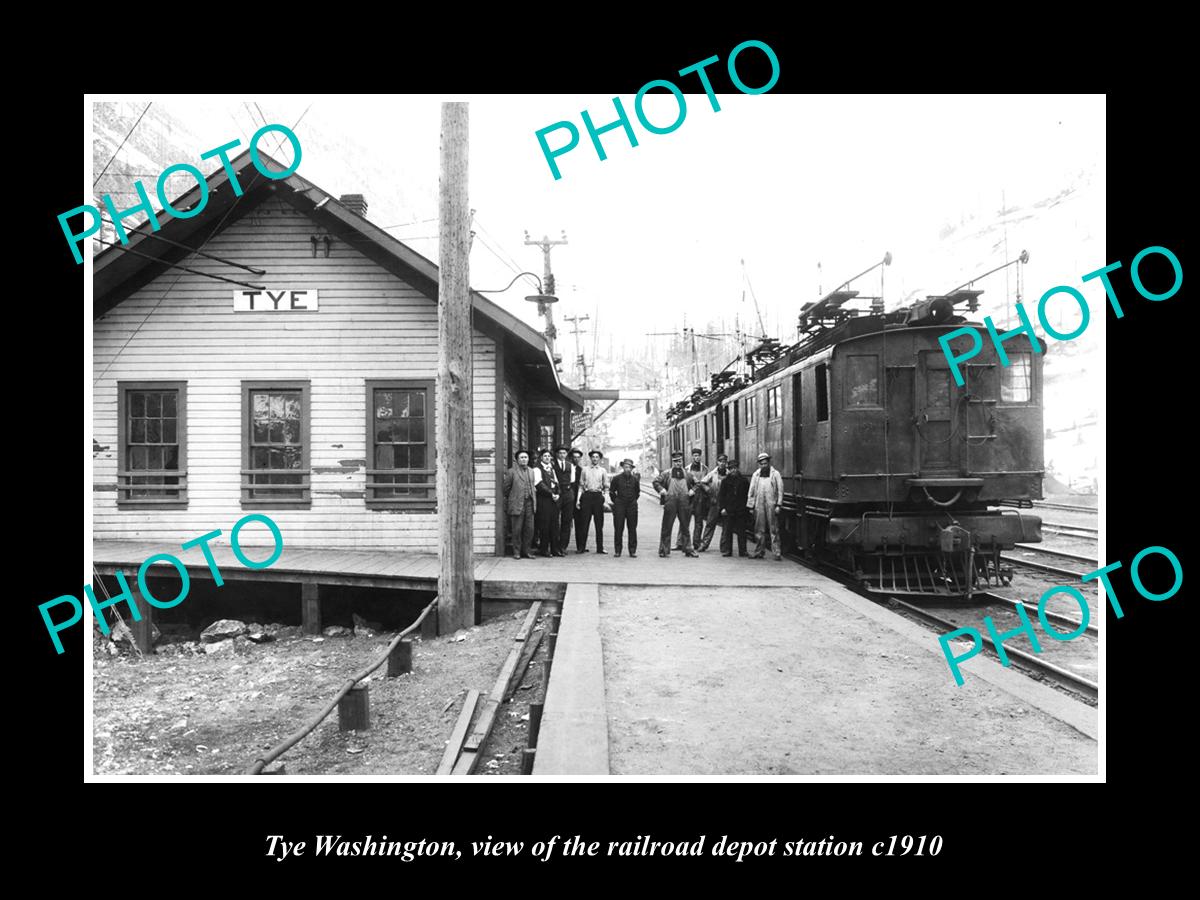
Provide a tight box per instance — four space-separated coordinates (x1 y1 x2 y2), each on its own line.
92 93 1105 347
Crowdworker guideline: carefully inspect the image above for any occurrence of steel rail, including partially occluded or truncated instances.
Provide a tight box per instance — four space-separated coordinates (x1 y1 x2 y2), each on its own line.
1013 545 1098 566
884 595 1098 701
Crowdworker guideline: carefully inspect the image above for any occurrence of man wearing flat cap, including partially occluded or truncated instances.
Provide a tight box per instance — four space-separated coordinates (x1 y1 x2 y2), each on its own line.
654 450 699 557
609 458 641 557
747 451 784 560
576 449 611 554
676 448 707 550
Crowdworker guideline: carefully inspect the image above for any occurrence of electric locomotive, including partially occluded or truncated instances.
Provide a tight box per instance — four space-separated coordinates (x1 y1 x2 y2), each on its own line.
657 253 1043 599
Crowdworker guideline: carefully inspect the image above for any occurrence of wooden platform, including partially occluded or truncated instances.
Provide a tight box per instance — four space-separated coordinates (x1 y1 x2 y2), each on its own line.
93 495 813 601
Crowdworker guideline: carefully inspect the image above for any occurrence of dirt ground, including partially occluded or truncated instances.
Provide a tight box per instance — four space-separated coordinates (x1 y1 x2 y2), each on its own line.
598 585 1097 775
92 609 545 776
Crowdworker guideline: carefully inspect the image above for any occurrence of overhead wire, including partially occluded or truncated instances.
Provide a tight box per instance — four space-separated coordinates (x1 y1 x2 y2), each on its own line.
95 101 314 386
94 102 152 186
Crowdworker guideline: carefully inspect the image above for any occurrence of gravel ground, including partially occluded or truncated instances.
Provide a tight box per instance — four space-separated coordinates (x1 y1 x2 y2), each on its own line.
599 585 1097 775
92 612 531 776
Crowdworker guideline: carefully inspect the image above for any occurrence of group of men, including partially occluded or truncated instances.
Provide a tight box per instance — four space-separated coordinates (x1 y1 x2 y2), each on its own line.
501 446 641 558
653 447 784 560
502 445 787 562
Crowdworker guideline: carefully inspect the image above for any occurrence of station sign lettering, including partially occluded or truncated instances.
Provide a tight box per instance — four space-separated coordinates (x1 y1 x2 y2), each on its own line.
234 289 319 312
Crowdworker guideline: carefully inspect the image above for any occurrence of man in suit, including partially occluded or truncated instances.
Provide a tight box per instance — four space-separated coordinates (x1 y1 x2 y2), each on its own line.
609 458 641 557
570 447 587 552
534 449 564 557
502 450 537 559
553 445 580 552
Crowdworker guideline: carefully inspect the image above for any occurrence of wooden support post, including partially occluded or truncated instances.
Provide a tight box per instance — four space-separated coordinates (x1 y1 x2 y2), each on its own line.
338 683 370 731
129 592 154 656
387 638 413 677
521 748 536 775
547 613 561 659
437 100 475 636
301 582 321 636
420 608 438 640
527 701 544 749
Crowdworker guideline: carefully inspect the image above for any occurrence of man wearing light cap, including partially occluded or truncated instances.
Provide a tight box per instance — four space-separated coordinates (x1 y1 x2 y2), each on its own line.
747 451 784 560
609 458 641 557
576 449 610 554
654 450 698 557
697 453 729 552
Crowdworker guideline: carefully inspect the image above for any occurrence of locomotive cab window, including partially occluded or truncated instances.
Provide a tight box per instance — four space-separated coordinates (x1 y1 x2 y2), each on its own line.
845 355 879 407
745 394 757 427
1000 353 1033 403
967 364 998 400
816 363 830 421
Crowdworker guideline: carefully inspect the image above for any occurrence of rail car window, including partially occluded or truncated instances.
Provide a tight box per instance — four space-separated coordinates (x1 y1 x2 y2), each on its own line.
118 382 187 506
767 385 781 419
242 381 311 506
745 395 757 427
845 356 879 407
816 364 829 422
723 405 730 436
1001 353 1033 403
926 370 951 407
967 365 998 400
366 380 435 509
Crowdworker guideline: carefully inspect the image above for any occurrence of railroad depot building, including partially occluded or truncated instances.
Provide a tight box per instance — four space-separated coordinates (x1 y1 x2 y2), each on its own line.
93 151 581 557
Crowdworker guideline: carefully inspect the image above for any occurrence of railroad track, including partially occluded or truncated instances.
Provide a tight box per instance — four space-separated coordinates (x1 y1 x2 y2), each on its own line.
1000 552 1091 580
1043 524 1098 540
1043 521 1098 535
1013 544 1098 566
883 594 1098 702
1033 501 1098 514
782 550 1098 703
976 591 1097 637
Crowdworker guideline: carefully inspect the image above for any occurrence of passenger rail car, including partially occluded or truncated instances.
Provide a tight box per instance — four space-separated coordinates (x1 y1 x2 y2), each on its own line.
658 289 1044 599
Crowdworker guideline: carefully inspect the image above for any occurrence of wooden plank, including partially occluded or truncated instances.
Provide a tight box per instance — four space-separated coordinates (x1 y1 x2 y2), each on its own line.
504 630 544 702
461 697 500 754
482 581 566 602
436 689 480 775
457 604 542 762
515 601 543 643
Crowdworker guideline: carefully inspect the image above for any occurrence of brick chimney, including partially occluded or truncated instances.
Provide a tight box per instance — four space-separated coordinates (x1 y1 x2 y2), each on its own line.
339 193 368 218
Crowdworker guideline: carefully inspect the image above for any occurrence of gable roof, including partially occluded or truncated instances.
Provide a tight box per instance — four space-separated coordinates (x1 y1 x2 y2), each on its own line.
93 150 581 411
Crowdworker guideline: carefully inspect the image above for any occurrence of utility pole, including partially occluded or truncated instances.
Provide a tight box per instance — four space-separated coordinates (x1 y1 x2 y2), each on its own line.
524 229 567 353
563 313 590 387
437 102 473 635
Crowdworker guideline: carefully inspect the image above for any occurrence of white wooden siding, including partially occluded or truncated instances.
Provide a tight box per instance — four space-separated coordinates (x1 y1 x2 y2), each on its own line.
93 197 499 555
